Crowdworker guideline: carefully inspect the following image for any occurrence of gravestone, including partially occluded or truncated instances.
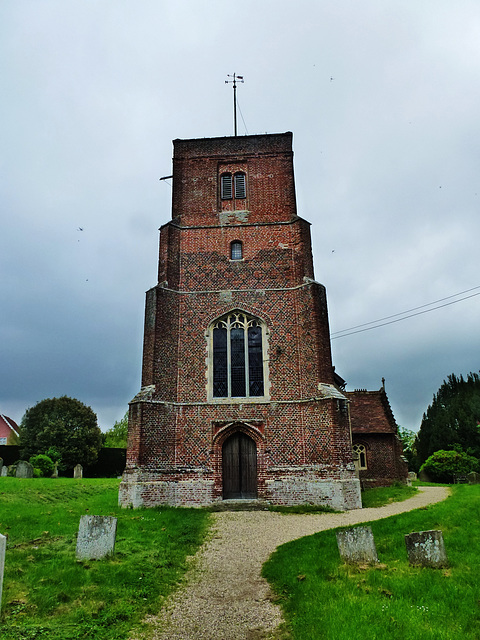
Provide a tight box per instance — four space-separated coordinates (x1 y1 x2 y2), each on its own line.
336 526 379 564
73 464 83 479
0 458 3 476
76 515 117 560
405 530 448 568
1 466 7 477
408 471 417 481
15 460 34 478
52 462 59 478
0 533 6 614
467 471 480 484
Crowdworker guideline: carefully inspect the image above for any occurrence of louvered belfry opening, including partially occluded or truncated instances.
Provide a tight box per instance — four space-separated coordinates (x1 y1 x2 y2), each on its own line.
221 173 233 199
220 172 246 201
234 172 246 199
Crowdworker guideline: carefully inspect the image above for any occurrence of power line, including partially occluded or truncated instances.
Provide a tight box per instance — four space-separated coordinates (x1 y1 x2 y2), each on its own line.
331 285 480 335
236 98 249 135
331 286 480 339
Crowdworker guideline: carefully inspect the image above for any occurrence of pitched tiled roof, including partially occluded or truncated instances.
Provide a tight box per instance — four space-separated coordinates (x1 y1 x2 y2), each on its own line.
0 414 20 438
347 389 398 434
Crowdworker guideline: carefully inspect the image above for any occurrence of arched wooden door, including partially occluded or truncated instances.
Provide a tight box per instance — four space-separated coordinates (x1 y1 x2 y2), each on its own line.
222 432 257 499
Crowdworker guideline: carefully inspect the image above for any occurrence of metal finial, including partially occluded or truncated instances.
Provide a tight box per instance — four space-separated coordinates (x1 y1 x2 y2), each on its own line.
225 73 244 136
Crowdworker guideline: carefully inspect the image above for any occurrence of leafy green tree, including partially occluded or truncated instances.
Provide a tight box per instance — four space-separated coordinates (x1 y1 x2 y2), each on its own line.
420 449 479 483
397 426 418 470
103 411 128 448
416 372 480 465
20 396 102 469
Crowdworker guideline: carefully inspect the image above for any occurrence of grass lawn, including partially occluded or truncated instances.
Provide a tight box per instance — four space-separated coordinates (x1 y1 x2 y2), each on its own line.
263 484 480 640
361 482 418 508
0 478 210 640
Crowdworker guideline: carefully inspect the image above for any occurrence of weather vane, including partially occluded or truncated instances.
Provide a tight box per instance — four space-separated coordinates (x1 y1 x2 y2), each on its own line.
225 73 244 136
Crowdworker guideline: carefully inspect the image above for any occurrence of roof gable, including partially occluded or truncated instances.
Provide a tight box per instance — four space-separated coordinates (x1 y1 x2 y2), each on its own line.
347 389 398 435
0 414 20 438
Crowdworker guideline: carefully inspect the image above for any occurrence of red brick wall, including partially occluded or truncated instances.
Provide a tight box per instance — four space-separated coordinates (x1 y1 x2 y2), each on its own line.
354 434 408 488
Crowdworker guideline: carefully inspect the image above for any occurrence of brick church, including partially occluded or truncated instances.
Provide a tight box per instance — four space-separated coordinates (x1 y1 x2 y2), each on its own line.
119 132 405 510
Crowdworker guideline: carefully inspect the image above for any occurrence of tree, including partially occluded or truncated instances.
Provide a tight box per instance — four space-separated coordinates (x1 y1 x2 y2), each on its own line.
20 396 102 469
416 372 480 465
397 426 418 471
103 411 128 448
420 449 479 483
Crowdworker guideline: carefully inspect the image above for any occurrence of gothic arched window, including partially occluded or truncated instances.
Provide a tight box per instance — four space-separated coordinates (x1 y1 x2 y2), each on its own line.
353 443 367 470
210 312 266 399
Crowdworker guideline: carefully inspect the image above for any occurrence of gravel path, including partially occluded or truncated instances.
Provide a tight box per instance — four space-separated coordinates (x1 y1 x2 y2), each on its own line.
138 486 449 640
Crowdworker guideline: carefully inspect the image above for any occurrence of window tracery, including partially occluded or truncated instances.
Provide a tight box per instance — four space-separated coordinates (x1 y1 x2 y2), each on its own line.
353 443 367 469
210 312 266 399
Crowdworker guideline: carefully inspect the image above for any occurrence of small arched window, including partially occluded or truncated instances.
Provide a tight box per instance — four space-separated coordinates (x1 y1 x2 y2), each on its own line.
353 443 367 470
230 241 243 260
210 312 266 399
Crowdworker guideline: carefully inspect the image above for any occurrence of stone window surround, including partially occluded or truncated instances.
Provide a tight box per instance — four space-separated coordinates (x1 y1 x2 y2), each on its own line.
206 310 270 403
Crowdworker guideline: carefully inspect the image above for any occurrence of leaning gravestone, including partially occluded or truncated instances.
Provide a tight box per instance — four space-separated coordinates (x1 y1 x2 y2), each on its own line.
405 530 448 568
0 533 6 615
16 460 34 478
73 464 83 479
76 515 117 560
336 526 379 564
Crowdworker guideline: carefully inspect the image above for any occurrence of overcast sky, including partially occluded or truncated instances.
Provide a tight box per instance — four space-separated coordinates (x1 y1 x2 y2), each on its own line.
1 0 479 432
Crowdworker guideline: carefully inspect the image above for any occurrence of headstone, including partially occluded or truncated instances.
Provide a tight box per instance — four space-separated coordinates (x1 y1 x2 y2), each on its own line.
52 462 59 478
73 464 83 479
467 471 480 484
405 530 448 568
336 526 379 564
408 471 417 481
0 458 3 476
76 515 117 560
0 467 6 477
15 460 34 478
0 534 6 615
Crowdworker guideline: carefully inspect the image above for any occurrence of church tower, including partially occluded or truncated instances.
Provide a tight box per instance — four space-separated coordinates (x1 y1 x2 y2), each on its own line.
119 132 361 509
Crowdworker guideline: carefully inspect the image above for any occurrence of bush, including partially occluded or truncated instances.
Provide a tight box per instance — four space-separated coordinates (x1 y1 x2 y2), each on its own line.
29 454 55 478
420 449 479 483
